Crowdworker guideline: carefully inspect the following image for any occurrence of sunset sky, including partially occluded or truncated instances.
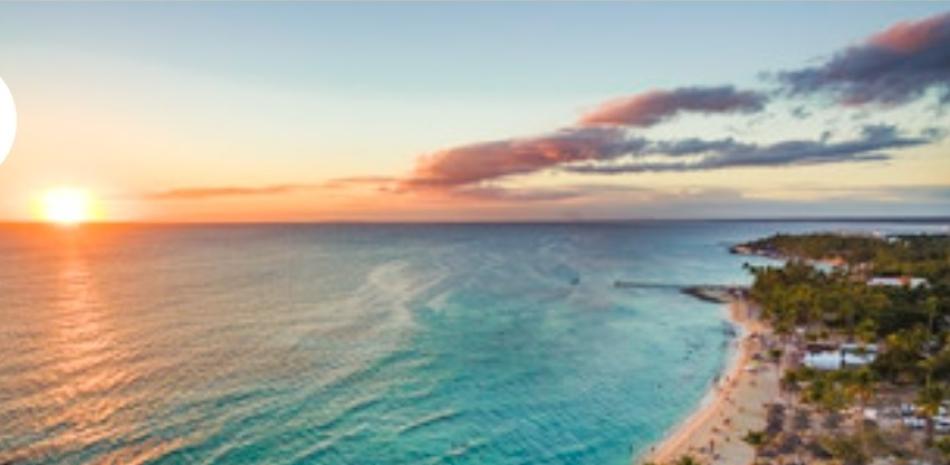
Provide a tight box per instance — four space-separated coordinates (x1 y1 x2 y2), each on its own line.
0 2 948 222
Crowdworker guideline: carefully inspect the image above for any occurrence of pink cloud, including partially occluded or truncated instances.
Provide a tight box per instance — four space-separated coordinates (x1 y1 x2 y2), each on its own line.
780 11 950 105
870 11 950 52
579 86 766 127
405 127 647 189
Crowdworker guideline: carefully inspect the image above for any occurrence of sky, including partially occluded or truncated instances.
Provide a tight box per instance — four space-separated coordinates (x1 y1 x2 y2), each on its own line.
0 2 948 222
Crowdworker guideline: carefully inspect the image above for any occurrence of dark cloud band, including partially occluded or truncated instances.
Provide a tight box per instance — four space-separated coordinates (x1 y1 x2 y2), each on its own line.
404 124 933 187
778 12 950 105
580 86 767 127
568 125 931 174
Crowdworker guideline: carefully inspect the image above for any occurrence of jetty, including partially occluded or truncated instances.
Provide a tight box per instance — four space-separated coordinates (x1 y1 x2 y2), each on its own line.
612 280 749 304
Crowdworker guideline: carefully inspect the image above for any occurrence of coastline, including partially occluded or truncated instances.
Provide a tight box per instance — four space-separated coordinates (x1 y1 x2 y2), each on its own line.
636 296 779 465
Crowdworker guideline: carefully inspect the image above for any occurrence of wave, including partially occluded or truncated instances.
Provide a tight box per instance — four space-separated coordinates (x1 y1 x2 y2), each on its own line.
396 409 462 437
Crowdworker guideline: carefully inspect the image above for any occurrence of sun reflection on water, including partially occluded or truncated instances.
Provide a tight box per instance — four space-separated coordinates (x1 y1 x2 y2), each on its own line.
1 237 149 463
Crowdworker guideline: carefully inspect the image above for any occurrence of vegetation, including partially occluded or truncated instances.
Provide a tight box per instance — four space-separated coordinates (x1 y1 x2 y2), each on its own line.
742 429 767 447
916 380 946 445
746 259 946 342
819 433 869 465
641 455 704 465
739 232 950 462
936 436 950 459
745 234 950 384
673 456 702 465
780 366 877 417
741 233 950 287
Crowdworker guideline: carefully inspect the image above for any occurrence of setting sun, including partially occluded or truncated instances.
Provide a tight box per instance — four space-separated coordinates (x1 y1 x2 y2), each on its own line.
40 188 95 225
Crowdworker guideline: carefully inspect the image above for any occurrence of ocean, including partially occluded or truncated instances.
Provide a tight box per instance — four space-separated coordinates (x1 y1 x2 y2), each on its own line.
0 220 945 465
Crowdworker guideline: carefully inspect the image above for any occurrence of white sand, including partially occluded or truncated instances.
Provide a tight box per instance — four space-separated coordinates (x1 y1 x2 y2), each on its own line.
637 298 780 465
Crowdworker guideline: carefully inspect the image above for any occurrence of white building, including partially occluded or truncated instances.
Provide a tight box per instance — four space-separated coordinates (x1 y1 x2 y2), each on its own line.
803 343 877 370
867 276 929 289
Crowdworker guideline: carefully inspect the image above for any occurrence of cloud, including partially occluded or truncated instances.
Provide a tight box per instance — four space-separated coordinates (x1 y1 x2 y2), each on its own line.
399 122 933 189
405 127 649 189
145 176 395 200
450 186 588 202
146 184 309 200
321 176 396 189
579 86 767 127
568 124 932 174
447 183 652 203
790 106 811 119
157 14 947 211
869 185 950 202
778 12 950 105
768 184 950 203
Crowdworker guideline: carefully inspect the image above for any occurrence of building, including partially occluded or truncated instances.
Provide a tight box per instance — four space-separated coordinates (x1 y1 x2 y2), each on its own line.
803 343 878 370
867 276 929 289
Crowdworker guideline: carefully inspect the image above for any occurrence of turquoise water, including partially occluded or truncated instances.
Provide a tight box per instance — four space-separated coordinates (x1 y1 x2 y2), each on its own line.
0 221 945 465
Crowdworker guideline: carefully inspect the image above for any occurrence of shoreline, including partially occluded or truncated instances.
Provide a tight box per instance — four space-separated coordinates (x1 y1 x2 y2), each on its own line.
636 296 778 465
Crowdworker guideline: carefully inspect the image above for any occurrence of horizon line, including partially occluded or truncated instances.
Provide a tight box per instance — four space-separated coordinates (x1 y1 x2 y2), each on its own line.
2 216 949 227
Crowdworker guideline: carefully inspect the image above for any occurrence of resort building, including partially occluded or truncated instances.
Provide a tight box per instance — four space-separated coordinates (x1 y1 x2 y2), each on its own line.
803 343 878 370
867 276 929 289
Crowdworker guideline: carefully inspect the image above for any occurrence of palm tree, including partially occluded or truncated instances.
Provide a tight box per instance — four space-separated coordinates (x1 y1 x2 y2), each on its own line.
846 367 877 457
879 327 928 383
846 367 877 423
674 455 703 465
742 430 767 463
916 380 946 446
839 295 857 340
855 318 877 345
925 296 939 342
781 370 802 408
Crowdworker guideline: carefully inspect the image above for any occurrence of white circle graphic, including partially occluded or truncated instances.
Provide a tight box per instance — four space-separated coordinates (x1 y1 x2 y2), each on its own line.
0 77 16 166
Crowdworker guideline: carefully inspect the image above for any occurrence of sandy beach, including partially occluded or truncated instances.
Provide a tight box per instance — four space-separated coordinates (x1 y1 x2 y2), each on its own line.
638 297 780 465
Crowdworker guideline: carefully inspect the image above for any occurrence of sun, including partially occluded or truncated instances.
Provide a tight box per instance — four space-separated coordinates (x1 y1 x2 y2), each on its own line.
40 188 95 226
